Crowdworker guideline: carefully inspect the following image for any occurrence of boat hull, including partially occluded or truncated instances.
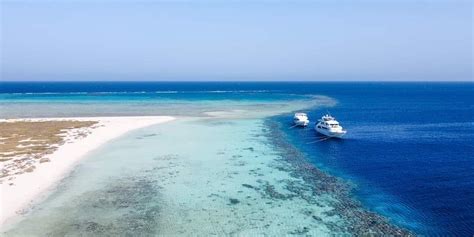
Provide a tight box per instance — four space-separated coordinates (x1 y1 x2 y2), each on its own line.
315 127 346 138
294 120 309 127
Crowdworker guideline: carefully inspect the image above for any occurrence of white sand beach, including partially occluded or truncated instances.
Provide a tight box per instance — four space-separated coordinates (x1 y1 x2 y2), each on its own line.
0 116 174 227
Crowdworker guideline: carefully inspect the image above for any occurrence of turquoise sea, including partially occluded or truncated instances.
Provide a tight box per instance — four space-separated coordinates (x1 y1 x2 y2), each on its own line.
1 82 473 236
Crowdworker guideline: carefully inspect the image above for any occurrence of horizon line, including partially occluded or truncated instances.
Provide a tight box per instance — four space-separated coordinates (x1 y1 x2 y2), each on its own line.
1 80 473 83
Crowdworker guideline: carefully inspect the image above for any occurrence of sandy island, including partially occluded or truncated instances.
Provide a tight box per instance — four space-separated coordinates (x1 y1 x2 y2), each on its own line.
0 116 174 226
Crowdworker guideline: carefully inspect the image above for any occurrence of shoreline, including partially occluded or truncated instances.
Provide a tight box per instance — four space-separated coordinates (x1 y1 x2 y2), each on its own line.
0 116 175 227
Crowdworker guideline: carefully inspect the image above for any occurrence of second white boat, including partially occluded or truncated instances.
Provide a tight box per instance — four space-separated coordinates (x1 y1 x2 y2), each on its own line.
293 112 310 127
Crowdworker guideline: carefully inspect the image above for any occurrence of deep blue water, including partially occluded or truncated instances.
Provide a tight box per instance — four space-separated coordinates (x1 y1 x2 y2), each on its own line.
273 82 474 236
0 81 309 103
1 81 473 235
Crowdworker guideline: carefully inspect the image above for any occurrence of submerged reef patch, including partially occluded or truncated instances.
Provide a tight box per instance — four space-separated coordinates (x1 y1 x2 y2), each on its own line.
264 119 413 236
4 172 163 236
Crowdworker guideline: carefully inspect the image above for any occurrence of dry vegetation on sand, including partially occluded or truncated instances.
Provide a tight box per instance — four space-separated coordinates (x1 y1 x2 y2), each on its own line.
0 120 97 180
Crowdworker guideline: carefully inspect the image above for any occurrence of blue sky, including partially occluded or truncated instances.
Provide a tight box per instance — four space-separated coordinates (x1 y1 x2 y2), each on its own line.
1 0 472 81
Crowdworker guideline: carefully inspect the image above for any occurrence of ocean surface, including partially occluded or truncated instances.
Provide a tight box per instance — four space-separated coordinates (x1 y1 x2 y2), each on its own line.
1 82 473 235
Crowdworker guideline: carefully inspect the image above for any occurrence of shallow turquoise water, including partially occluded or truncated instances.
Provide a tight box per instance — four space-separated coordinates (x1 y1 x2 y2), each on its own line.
4 118 342 235
0 92 332 118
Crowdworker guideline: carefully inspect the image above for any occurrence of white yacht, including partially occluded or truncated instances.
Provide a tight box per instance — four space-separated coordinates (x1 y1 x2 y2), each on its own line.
315 114 347 138
293 112 310 127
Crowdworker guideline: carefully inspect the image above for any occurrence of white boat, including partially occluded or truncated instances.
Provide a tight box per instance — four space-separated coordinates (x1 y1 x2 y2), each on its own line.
314 114 347 138
293 112 310 127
